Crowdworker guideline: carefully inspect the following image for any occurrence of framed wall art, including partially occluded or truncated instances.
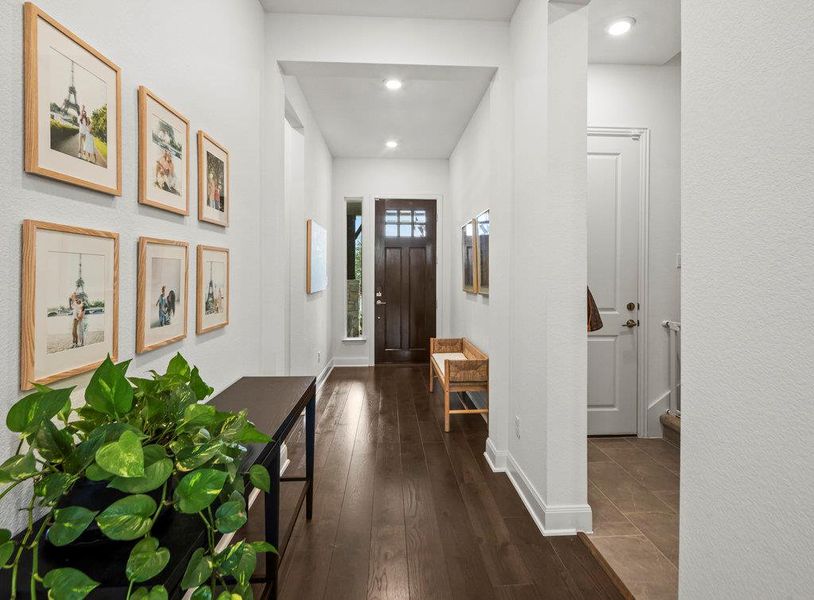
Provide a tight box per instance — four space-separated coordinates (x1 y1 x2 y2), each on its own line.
24 2 122 195
476 209 490 296
462 219 478 293
307 219 328 294
20 220 119 390
138 86 189 215
196 245 229 334
137 237 188 353
198 131 229 227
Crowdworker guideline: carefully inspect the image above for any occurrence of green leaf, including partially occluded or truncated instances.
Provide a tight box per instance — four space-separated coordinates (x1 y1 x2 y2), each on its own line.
167 353 191 378
190 585 213 600
109 457 171 494
85 463 114 481
215 496 247 533
174 469 228 514
65 423 139 474
0 451 38 482
42 567 99 600
85 355 134 417
95 431 145 478
96 494 156 541
215 593 241 600
33 420 74 462
48 506 98 546
0 532 14 566
175 441 224 472
190 367 214 401
237 422 272 444
248 465 270 493
182 403 216 428
250 541 278 554
132 586 169 600
116 358 133 376
219 541 257 585
34 472 75 505
180 548 213 589
7 386 74 434
126 537 170 582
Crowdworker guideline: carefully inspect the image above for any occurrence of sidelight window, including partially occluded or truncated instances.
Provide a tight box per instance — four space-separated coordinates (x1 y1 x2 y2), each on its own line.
346 199 363 338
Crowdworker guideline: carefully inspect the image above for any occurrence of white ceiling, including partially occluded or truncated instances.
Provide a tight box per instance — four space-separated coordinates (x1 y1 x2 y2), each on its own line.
262 0 521 21
588 0 680 65
281 62 496 159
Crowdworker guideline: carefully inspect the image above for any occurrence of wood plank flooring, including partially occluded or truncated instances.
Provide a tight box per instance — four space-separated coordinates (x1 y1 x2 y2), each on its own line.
274 366 623 600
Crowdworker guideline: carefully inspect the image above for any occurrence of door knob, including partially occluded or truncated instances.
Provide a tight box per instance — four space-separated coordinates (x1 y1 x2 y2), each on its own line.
376 300 387 305
624 319 638 328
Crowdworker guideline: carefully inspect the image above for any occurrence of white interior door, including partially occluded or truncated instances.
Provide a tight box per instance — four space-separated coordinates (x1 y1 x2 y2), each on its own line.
587 132 641 435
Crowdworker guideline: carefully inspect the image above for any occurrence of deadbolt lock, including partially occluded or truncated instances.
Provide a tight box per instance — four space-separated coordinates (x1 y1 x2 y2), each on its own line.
626 302 636 311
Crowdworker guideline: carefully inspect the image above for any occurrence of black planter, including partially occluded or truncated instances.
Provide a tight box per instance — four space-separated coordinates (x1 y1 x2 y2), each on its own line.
46 477 173 547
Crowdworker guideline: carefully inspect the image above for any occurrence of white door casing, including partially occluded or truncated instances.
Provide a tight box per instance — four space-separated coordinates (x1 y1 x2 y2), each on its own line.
587 129 648 436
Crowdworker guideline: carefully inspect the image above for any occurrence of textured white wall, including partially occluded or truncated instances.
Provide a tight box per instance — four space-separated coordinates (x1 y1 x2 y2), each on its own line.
0 0 265 531
587 64 681 436
681 0 814 597
330 158 449 366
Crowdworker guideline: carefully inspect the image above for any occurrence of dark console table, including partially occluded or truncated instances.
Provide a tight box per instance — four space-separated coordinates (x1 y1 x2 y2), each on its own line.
0 376 317 599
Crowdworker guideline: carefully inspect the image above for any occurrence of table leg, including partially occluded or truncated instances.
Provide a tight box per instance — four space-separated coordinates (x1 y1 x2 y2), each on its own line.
305 391 315 519
265 450 281 599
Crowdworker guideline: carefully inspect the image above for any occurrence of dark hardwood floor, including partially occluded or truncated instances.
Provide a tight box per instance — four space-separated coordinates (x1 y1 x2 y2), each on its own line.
271 366 623 600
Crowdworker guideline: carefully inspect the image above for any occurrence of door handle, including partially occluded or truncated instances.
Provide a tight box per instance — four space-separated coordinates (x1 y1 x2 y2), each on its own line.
376 300 387 305
624 319 638 328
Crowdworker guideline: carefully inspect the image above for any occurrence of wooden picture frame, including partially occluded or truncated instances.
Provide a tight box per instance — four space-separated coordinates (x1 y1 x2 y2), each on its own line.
476 209 490 296
138 86 190 215
197 131 230 227
196 245 230 334
24 2 122 195
21 220 119 390
137 237 189 353
306 219 328 294
462 219 479 293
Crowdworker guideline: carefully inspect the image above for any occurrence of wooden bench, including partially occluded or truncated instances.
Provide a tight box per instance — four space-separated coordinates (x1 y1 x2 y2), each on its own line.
429 337 489 432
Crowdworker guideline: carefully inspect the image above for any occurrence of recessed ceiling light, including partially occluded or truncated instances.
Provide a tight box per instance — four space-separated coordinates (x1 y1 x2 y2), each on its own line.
385 140 398 149
607 17 636 36
384 79 403 91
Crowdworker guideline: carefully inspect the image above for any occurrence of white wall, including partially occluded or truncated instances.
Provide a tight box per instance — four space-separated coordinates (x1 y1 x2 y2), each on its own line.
284 77 334 380
681 1 814 597
587 64 681 436
0 0 265 531
331 158 449 366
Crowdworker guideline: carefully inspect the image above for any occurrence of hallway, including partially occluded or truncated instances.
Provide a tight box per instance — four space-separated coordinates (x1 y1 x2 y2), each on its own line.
275 367 624 600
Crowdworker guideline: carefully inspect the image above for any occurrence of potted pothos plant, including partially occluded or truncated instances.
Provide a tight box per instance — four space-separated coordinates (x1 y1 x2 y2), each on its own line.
0 353 275 600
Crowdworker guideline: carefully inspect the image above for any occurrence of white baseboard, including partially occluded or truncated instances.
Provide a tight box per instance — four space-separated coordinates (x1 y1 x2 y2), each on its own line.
484 437 592 536
484 437 508 472
332 356 370 368
316 358 335 391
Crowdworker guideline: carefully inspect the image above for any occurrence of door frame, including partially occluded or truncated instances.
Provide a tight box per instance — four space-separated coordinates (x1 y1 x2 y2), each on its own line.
587 126 651 437
372 194 443 366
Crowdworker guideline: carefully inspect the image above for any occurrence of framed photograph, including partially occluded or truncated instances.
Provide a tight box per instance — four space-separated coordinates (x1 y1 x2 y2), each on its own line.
24 2 121 195
137 237 188 353
20 220 119 390
476 210 490 296
198 131 229 227
138 86 189 215
307 219 328 294
196 245 229 334
462 219 478 293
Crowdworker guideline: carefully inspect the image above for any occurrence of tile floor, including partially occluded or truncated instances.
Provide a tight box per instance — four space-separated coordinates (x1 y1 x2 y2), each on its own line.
587 436 680 600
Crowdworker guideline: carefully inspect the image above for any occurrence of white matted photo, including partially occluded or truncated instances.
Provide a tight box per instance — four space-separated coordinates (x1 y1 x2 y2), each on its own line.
137 237 188 353
197 131 229 227
196 245 229 334
21 220 118 390
307 219 328 294
24 2 121 195
138 86 189 214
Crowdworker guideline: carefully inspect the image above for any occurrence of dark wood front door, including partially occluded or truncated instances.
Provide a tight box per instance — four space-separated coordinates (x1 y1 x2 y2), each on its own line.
374 199 437 364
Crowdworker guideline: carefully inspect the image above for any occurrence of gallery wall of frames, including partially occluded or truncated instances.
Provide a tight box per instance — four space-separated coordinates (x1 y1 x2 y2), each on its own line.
6 1 264 395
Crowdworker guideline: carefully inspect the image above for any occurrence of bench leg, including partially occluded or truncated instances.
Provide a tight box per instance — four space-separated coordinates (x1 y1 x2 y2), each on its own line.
444 389 450 432
429 363 434 392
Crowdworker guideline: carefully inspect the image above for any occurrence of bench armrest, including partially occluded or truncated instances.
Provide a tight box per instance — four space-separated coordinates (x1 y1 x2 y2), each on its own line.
431 337 463 353
446 358 489 383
